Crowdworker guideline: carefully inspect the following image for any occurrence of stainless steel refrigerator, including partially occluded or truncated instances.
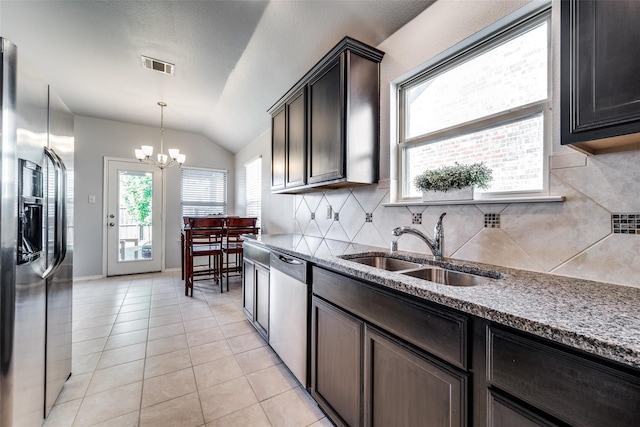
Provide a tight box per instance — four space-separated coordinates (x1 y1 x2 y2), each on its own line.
0 38 74 427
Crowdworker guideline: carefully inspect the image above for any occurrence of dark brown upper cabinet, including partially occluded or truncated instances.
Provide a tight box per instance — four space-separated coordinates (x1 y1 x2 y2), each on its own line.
561 0 640 154
271 88 306 192
270 105 286 191
268 37 384 193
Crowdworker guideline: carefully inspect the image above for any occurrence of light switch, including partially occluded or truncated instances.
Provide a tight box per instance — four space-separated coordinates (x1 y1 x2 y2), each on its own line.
326 205 332 219
88 195 96 204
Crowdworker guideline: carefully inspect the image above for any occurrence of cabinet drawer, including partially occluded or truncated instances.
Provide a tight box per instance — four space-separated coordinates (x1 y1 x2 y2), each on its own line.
313 267 467 369
488 327 640 427
488 391 559 427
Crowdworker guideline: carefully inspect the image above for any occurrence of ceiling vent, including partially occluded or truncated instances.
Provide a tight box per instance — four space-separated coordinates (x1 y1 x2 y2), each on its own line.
141 55 174 75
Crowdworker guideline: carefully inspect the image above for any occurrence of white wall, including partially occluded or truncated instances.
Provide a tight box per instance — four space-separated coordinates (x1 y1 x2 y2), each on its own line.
74 116 235 277
234 129 294 235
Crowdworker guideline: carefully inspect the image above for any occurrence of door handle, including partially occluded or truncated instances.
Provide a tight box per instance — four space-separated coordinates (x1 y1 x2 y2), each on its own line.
43 147 66 279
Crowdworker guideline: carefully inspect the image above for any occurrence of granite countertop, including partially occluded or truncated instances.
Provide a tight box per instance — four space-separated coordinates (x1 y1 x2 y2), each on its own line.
246 233 640 369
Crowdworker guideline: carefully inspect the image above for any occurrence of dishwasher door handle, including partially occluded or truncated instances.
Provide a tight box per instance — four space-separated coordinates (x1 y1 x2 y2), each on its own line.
271 251 308 285
278 254 303 265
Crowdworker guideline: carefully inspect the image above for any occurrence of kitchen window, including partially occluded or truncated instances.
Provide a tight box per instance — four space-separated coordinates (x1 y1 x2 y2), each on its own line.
245 156 262 228
181 167 227 217
398 9 551 200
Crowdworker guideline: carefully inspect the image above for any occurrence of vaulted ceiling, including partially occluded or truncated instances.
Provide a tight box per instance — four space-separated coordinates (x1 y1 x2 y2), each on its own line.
0 1 431 153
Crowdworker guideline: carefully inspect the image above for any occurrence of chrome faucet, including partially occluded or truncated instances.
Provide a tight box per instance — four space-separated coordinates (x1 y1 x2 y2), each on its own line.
392 213 446 260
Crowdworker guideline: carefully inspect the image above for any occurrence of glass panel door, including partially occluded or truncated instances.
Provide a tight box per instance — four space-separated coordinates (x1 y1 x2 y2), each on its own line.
107 160 162 275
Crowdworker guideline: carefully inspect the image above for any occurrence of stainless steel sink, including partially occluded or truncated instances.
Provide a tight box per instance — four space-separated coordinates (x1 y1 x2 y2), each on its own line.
343 254 500 286
401 266 488 287
347 256 422 271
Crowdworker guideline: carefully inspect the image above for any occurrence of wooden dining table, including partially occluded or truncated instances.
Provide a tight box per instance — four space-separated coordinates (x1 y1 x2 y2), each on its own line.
180 216 259 281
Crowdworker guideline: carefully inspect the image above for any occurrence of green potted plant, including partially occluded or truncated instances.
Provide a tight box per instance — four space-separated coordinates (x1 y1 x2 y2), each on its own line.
414 162 493 201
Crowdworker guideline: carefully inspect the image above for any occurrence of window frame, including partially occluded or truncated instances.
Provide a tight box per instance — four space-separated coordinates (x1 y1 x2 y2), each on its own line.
396 7 552 202
180 166 228 218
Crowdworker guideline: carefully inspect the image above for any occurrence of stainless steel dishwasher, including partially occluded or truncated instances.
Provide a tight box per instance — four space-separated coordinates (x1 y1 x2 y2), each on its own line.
269 250 309 388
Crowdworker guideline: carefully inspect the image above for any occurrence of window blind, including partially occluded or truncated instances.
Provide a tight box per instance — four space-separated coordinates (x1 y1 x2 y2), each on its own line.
181 167 227 217
245 157 262 228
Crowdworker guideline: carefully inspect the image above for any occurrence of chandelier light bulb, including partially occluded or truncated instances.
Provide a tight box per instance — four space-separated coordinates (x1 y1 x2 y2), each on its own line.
141 145 154 157
168 148 180 159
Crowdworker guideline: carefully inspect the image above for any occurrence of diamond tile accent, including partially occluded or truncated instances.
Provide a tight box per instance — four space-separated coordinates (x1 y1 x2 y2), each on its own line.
325 188 350 213
333 212 339 221
484 213 500 228
612 214 640 234
314 196 333 237
338 194 365 241
412 213 422 225
365 213 373 223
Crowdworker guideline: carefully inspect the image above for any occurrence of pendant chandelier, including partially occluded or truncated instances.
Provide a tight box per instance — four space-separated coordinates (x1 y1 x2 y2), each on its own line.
135 101 186 168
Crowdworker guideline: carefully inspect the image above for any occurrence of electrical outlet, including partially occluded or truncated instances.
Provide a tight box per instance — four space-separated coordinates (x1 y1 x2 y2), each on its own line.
88 195 96 204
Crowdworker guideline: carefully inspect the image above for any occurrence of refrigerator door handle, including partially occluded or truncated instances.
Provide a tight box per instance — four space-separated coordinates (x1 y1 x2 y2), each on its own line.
42 147 66 279
55 149 68 266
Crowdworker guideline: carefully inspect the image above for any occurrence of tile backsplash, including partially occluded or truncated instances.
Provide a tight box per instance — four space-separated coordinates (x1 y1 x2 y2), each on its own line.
484 213 500 228
293 151 640 288
612 214 640 234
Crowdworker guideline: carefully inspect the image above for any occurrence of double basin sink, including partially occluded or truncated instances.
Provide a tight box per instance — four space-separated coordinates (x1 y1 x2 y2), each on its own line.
342 255 501 287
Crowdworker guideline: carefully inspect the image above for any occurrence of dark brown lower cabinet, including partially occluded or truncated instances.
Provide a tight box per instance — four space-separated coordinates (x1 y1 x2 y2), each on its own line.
312 266 470 427
311 296 362 427
364 327 466 427
310 266 640 427
242 242 270 341
487 326 640 427
253 263 269 339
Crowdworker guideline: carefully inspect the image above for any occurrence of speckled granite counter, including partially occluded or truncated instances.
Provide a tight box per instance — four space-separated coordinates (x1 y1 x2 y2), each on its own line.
246 233 640 369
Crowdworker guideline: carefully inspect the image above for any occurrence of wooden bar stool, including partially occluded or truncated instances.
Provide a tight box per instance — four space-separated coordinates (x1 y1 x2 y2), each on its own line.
184 217 225 296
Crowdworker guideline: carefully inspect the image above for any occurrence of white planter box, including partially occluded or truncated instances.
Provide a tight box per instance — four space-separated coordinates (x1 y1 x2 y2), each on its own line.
422 186 473 202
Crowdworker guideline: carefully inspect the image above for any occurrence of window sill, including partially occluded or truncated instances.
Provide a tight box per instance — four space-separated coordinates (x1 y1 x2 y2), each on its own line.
383 195 565 207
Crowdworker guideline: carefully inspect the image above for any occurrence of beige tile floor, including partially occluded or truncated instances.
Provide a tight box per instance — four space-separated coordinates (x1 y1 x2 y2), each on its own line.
44 271 333 427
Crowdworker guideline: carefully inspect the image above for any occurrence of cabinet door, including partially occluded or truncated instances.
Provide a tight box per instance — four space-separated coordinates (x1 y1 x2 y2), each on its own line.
561 0 640 148
286 88 306 188
311 296 362 427
271 106 286 190
242 259 255 320
254 264 269 340
307 56 344 184
364 327 467 427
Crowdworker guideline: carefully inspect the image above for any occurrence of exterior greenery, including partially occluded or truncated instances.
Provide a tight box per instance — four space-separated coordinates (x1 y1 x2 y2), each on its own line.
414 162 493 193
121 173 152 226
